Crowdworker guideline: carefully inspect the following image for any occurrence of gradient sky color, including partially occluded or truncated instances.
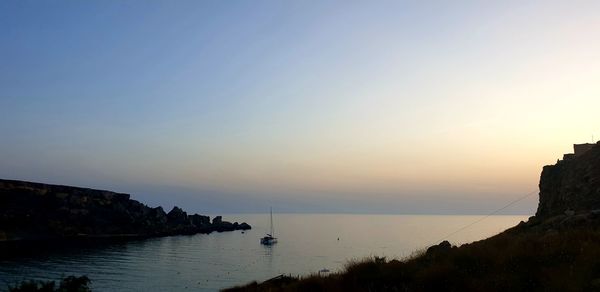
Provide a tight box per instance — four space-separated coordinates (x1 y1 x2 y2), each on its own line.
1 1 599 214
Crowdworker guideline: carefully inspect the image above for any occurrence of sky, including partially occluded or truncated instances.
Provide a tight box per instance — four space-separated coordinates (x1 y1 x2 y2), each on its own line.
1 1 599 215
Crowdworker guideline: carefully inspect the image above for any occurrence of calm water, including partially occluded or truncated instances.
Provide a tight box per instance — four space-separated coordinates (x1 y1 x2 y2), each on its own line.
0 214 527 291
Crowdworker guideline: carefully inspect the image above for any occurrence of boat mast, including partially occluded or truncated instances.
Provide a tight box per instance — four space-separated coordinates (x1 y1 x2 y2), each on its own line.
270 207 274 237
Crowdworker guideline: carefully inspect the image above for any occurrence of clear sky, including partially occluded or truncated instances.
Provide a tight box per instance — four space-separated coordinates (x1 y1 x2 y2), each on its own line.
1 1 599 214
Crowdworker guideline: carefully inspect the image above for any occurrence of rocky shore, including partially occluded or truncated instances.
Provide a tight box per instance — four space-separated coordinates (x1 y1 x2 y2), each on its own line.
0 179 250 243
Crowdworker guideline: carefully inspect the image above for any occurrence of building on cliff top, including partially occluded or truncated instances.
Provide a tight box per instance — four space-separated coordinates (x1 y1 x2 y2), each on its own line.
574 143 596 156
563 143 597 160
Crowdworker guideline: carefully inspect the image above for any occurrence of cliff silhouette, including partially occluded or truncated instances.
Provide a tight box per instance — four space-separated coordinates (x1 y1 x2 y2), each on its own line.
0 179 250 245
537 142 600 218
226 142 600 292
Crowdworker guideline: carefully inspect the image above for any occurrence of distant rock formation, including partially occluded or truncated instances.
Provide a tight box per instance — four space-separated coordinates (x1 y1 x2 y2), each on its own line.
0 179 250 242
537 141 600 218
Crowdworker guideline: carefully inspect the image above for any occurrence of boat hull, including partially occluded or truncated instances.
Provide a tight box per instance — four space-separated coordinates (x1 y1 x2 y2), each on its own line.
260 237 278 245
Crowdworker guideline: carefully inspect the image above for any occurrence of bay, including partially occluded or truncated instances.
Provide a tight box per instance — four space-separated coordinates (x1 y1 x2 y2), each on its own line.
0 214 528 291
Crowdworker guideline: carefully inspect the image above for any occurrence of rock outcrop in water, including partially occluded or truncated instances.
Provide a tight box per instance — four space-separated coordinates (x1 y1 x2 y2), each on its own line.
0 179 250 242
537 141 600 218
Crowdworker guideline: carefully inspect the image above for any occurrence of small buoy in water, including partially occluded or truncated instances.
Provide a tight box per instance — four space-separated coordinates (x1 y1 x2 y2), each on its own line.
337 237 339 240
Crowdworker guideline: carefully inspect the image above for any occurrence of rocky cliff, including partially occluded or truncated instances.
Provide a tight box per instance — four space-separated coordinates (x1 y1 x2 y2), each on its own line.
536 142 600 218
0 179 250 242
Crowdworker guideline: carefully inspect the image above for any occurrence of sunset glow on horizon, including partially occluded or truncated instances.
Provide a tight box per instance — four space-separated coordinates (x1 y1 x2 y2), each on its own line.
1 1 599 214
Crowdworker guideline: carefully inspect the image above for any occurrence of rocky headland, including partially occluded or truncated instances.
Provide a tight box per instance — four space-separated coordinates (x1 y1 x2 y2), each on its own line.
226 142 600 291
537 142 600 218
0 179 250 244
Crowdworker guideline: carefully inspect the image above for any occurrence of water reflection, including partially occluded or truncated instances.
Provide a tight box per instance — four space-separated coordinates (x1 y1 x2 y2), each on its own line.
0 214 527 291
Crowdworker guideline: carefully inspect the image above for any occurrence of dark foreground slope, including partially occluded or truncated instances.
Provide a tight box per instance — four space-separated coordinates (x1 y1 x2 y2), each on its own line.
226 213 600 292
0 179 250 244
226 143 600 292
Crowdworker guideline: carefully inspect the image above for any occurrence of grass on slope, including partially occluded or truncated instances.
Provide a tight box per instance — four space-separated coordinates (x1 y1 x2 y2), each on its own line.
224 224 600 292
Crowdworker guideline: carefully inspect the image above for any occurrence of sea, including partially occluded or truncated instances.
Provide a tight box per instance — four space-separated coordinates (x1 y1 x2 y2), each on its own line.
0 214 528 291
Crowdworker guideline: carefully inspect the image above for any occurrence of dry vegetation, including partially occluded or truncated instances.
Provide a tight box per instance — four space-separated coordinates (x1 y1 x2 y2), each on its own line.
8 276 91 292
224 222 600 292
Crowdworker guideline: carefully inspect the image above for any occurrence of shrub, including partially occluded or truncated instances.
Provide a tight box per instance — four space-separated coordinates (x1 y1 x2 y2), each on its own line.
8 276 90 292
225 225 600 291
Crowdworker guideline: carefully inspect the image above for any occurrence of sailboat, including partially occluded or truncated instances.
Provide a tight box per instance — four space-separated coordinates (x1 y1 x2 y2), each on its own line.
260 207 278 245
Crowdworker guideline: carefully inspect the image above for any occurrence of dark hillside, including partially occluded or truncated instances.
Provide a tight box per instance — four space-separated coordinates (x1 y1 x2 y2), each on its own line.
0 179 250 244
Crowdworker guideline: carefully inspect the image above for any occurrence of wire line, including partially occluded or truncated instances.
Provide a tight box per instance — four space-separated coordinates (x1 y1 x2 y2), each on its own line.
434 189 537 245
